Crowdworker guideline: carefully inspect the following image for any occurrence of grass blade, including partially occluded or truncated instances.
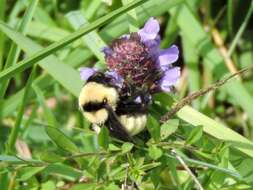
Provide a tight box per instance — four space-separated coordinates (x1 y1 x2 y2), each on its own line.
66 11 106 65
0 21 83 96
32 85 58 127
0 0 38 120
176 4 253 123
227 1 253 57
6 66 37 154
177 106 253 158
122 0 139 32
227 0 234 38
0 0 5 71
0 0 148 81
1 49 92 118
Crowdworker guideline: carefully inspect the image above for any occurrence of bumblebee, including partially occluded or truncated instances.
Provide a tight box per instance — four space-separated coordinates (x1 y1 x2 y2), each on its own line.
78 72 149 141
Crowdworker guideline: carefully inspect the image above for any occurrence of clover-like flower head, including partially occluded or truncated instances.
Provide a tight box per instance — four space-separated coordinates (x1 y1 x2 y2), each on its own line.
103 17 180 92
80 17 180 94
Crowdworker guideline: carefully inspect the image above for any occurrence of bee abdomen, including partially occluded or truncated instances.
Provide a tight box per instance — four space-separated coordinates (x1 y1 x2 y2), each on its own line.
119 114 147 136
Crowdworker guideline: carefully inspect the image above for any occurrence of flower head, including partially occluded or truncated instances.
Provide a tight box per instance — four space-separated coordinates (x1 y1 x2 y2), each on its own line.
101 17 180 93
104 33 158 86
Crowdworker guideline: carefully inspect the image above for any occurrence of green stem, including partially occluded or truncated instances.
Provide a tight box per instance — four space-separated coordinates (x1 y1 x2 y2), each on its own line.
6 66 37 154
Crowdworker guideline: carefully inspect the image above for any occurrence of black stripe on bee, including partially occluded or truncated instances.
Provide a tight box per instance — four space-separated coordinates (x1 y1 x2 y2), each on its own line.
82 101 106 112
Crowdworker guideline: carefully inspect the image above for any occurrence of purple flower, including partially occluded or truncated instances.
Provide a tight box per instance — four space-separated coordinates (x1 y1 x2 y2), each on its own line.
79 67 97 81
137 18 179 70
160 67 180 92
105 70 124 88
158 45 179 71
101 17 180 93
138 17 160 42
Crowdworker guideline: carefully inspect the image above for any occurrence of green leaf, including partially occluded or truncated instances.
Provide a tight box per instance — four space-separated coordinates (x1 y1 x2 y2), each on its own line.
231 152 253 185
41 181 56 190
98 127 109 150
18 167 45 181
140 162 161 171
43 163 82 181
121 142 134 153
147 115 160 142
160 119 179 140
177 106 253 158
108 144 121 151
97 161 106 181
40 152 64 163
46 127 79 153
186 125 203 145
69 184 95 190
0 155 24 163
0 155 43 165
148 145 163 160
105 183 119 190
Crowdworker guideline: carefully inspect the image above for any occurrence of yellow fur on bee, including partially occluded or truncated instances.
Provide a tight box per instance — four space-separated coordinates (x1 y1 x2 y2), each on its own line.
119 114 147 136
78 82 118 110
79 82 118 124
83 109 108 124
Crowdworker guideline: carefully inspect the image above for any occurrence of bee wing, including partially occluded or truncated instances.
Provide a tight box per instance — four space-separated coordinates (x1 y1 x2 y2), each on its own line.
104 105 134 142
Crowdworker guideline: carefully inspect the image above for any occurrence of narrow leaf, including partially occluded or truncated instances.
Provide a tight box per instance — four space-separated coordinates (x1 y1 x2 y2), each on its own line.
0 0 148 81
185 125 203 145
98 127 109 150
46 127 79 153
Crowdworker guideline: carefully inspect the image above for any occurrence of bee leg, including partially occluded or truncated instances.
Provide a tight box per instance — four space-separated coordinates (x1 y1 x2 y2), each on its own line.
91 124 101 134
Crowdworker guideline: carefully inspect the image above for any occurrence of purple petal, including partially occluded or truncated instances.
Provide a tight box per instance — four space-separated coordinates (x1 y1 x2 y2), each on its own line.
159 45 179 70
134 95 152 104
134 96 142 103
79 67 97 81
138 17 160 42
160 67 180 92
105 70 124 87
102 46 112 57
145 35 161 59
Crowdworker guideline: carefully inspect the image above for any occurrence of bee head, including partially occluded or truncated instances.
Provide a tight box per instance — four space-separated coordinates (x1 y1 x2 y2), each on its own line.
78 81 119 124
